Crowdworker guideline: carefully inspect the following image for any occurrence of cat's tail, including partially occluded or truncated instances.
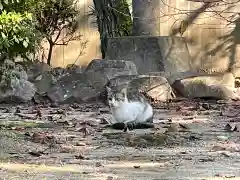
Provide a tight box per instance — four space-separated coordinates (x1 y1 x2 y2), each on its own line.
110 122 154 131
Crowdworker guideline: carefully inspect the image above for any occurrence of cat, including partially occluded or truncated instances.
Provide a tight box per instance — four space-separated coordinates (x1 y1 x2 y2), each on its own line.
106 86 154 131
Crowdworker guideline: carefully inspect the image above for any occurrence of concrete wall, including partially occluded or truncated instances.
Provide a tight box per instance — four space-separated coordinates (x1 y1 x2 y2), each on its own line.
41 0 240 72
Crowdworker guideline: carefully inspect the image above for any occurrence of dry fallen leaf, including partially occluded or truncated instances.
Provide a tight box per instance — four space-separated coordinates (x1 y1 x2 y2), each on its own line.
31 132 56 144
29 150 43 157
74 154 85 159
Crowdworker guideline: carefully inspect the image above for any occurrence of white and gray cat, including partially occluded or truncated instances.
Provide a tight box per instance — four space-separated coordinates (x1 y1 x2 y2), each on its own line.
106 86 154 131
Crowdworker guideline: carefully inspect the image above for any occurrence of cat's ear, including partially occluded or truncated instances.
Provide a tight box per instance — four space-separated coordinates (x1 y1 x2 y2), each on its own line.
120 87 127 95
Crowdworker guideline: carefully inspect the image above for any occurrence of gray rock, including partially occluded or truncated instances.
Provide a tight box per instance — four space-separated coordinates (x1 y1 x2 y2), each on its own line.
66 64 82 73
127 75 175 102
33 93 51 104
47 71 108 103
166 71 207 85
108 75 139 89
26 61 51 82
5 61 29 80
84 59 138 80
50 65 82 81
172 72 235 100
0 79 36 102
15 64 28 80
0 60 36 102
34 72 56 95
72 84 101 102
51 67 66 79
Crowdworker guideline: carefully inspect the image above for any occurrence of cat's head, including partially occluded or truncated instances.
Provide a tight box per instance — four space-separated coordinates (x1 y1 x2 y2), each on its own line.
106 86 128 108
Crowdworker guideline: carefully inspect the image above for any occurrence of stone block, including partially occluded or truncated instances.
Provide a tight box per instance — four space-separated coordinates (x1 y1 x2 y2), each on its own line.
106 36 192 75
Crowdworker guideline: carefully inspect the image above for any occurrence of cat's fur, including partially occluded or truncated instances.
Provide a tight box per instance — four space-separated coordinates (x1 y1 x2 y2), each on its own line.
106 86 154 131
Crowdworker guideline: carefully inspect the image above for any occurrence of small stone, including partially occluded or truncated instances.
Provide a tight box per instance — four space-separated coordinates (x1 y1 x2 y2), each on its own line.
224 124 232 132
133 165 140 168
201 103 210 110
95 162 102 167
166 124 178 133
75 142 86 146
217 136 229 141
198 158 214 162
233 126 238 132
106 176 113 180
225 174 235 178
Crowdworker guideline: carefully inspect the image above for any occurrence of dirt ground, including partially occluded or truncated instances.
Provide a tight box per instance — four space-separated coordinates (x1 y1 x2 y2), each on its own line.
0 99 240 180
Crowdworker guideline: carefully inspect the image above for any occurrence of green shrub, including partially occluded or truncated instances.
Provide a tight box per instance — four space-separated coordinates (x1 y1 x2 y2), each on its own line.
0 10 42 60
0 0 85 65
0 0 36 13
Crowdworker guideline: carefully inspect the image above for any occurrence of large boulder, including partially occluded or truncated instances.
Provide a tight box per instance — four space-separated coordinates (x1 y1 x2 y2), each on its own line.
106 74 175 102
66 64 82 73
127 75 175 102
50 67 67 79
33 71 57 95
32 66 82 103
107 75 139 89
47 71 108 103
106 36 191 74
0 59 36 103
172 72 236 100
165 71 208 85
25 61 51 82
84 59 138 80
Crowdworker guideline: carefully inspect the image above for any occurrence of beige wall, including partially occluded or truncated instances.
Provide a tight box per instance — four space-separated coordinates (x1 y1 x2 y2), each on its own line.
41 0 102 68
41 0 240 72
159 0 240 72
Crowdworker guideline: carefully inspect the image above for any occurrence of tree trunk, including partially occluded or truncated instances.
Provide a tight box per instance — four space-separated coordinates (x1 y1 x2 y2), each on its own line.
132 0 161 36
93 0 132 58
47 41 54 65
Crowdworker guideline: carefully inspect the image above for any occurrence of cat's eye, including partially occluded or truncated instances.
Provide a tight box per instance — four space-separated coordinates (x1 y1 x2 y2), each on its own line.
116 97 121 101
108 97 112 101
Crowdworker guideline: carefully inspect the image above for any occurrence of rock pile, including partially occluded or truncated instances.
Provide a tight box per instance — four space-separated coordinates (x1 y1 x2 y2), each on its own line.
1 58 240 104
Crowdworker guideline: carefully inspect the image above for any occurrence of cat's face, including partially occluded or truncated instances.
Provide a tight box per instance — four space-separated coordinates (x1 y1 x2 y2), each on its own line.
106 86 127 108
